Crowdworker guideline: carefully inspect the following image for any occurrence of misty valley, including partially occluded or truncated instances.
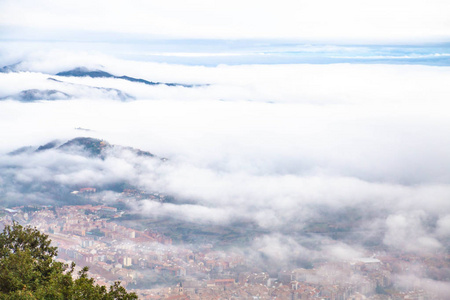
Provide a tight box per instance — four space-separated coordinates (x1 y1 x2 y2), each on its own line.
1 133 449 299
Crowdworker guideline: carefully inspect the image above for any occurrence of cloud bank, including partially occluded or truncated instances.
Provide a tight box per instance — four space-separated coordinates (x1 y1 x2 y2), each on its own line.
1 53 449 294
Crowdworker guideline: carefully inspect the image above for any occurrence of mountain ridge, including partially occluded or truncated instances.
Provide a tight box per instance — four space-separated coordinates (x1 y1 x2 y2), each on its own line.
8 137 161 160
56 67 195 87
0 89 72 102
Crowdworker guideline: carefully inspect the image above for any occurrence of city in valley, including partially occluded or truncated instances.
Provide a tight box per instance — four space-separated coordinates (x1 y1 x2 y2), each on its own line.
1 187 447 300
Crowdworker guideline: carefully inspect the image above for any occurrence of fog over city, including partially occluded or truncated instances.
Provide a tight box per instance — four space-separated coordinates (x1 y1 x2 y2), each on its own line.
1 0 450 298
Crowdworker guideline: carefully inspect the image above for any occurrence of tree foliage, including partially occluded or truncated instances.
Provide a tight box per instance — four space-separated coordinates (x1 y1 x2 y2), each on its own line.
0 223 138 299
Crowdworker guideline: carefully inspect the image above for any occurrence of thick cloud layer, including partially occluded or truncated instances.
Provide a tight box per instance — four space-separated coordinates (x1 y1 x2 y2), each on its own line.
1 54 449 293
1 55 450 184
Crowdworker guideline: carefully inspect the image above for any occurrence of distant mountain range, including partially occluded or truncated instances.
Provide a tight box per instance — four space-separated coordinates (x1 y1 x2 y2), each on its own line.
0 63 202 101
0 89 71 102
9 137 161 160
56 67 194 88
47 78 133 101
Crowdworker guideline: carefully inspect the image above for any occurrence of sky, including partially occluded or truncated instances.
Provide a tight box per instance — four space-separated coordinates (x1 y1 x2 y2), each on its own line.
1 0 450 43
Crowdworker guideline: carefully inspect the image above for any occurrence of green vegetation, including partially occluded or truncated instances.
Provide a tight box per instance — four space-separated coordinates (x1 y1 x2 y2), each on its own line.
0 223 137 299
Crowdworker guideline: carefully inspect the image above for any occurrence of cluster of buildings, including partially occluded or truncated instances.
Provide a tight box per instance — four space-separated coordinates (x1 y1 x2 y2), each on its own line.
1 201 446 299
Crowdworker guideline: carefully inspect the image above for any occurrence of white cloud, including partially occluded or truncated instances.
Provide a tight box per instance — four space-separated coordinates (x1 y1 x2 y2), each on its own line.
394 274 450 299
2 59 450 184
436 215 450 238
1 54 450 262
383 212 443 253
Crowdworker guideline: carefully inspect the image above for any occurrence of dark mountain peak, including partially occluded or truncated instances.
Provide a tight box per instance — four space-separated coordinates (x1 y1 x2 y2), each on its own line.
0 62 22 73
58 137 156 158
55 67 196 87
0 89 72 102
20 89 71 101
56 67 114 78
59 137 110 156
8 137 162 161
36 140 61 152
46 78 133 101
116 75 158 86
61 137 107 146
8 146 34 156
